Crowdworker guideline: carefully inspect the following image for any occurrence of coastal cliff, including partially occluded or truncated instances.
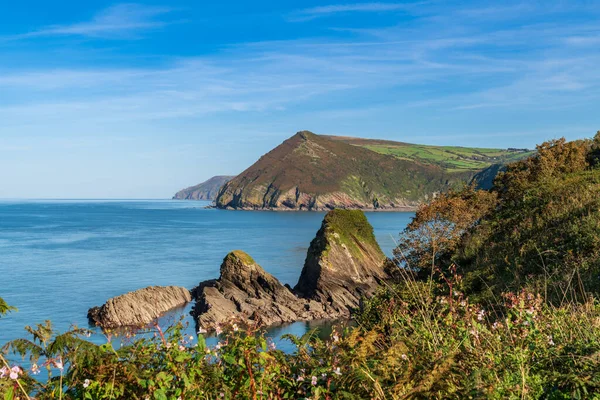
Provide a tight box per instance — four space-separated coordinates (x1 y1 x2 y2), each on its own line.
191 209 390 330
173 175 235 200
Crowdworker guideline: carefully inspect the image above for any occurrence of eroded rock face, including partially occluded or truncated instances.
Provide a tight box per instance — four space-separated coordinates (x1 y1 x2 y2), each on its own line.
294 209 388 314
191 251 328 329
88 286 192 329
191 210 390 330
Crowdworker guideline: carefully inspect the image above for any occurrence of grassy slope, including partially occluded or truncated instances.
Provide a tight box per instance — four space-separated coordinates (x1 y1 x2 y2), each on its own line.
216 131 459 208
326 136 534 172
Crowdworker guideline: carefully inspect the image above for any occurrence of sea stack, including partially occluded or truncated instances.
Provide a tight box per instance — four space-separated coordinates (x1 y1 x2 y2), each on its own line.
294 209 388 312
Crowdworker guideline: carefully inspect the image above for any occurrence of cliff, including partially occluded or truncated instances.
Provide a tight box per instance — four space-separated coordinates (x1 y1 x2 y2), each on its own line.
191 210 390 330
215 131 452 211
173 175 235 200
88 286 191 329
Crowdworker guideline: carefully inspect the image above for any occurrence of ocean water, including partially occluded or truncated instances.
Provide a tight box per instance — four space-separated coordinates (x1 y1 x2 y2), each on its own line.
0 200 413 351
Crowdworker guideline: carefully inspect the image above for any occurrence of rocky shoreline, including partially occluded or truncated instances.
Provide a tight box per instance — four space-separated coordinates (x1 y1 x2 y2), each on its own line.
88 210 392 331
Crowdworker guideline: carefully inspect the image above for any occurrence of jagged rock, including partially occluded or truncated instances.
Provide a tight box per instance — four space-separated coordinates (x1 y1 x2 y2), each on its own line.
191 251 327 329
294 209 388 315
88 286 192 329
191 210 390 330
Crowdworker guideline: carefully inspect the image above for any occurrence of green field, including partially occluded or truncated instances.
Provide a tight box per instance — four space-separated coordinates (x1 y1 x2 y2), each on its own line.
327 136 535 172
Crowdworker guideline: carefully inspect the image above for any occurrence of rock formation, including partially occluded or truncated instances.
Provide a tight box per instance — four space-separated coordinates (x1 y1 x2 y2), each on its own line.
294 209 388 313
191 209 390 330
173 175 235 200
88 286 192 329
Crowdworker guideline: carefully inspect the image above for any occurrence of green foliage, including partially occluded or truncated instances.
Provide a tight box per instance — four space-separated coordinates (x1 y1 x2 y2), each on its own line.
0 297 16 318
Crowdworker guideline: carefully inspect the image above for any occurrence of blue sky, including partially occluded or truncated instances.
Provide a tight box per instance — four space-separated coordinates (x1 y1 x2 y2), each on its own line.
1 1 599 198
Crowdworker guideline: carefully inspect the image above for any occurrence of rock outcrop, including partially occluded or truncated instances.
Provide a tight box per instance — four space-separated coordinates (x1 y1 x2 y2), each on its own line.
191 210 390 330
173 175 235 200
294 209 388 313
88 286 192 329
191 251 328 328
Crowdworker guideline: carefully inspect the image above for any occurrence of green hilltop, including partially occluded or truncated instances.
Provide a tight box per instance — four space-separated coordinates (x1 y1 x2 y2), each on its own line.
215 131 532 211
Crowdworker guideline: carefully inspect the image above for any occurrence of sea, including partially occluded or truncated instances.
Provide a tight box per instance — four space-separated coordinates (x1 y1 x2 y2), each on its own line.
0 200 413 354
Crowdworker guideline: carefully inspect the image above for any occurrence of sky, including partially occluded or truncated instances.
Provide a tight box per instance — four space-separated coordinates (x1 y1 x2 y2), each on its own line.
1 1 599 198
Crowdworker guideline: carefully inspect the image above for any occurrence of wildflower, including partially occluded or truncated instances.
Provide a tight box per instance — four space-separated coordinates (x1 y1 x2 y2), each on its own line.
333 367 342 376
220 393 225 398
179 345 185 351
215 342 222 350
439 297 448 304
189 336 194 341
215 325 223 335
469 329 479 339
548 336 555 346
0 366 8 378
9 366 22 380
165 343 172 349
297 376 305 382
268 341 276 351
198 327 207 334
477 309 485 321
311 376 318 386
321 373 327 379
55 358 64 372
460 301 467 307
232 323 239 332
177 397 182 400
83 379 91 388
492 321 499 330
401 354 408 361
31 363 40 375
523 321 530 326
332 333 339 342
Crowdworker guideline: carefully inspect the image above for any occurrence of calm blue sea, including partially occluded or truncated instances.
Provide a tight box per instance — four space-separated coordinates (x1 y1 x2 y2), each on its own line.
0 200 412 352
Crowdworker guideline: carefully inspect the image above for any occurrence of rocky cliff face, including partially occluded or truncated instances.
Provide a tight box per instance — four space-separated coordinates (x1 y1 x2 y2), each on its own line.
215 131 446 211
173 175 235 200
191 251 327 329
88 286 191 329
191 210 390 330
294 209 388 312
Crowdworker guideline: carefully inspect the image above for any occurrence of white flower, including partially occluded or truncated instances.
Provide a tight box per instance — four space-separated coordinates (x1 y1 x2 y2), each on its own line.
55 358 64 371
198 327 207 334
332 334 339 342
548 336 555 346
215 342 222 350
297 376 305 382
83 379 91 388
477 309 486 321
215 326 223 335
401 354 408 360
232 323 239 332
30 363 40 375
189 336 194 341
179 345 185 351
0 366 8 378
268 341 276 351
333 367 342 376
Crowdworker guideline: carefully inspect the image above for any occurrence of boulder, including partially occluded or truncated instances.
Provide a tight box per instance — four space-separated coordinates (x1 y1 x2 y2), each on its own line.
88 286 191 329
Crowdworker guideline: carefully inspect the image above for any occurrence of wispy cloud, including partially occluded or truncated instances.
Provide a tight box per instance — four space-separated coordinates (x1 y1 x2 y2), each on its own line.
290 2 421 21
11 3 177 40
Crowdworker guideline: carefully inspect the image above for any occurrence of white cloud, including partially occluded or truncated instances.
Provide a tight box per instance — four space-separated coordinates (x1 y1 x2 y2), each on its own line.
11 3 177 40
290 2 423 21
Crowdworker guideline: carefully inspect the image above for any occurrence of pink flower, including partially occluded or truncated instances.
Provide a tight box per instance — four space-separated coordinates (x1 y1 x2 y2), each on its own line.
179 345 185 351
401 354 408 361
297 376 305 382
0 366 8 378
311 376 318 386
9 366 22 380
